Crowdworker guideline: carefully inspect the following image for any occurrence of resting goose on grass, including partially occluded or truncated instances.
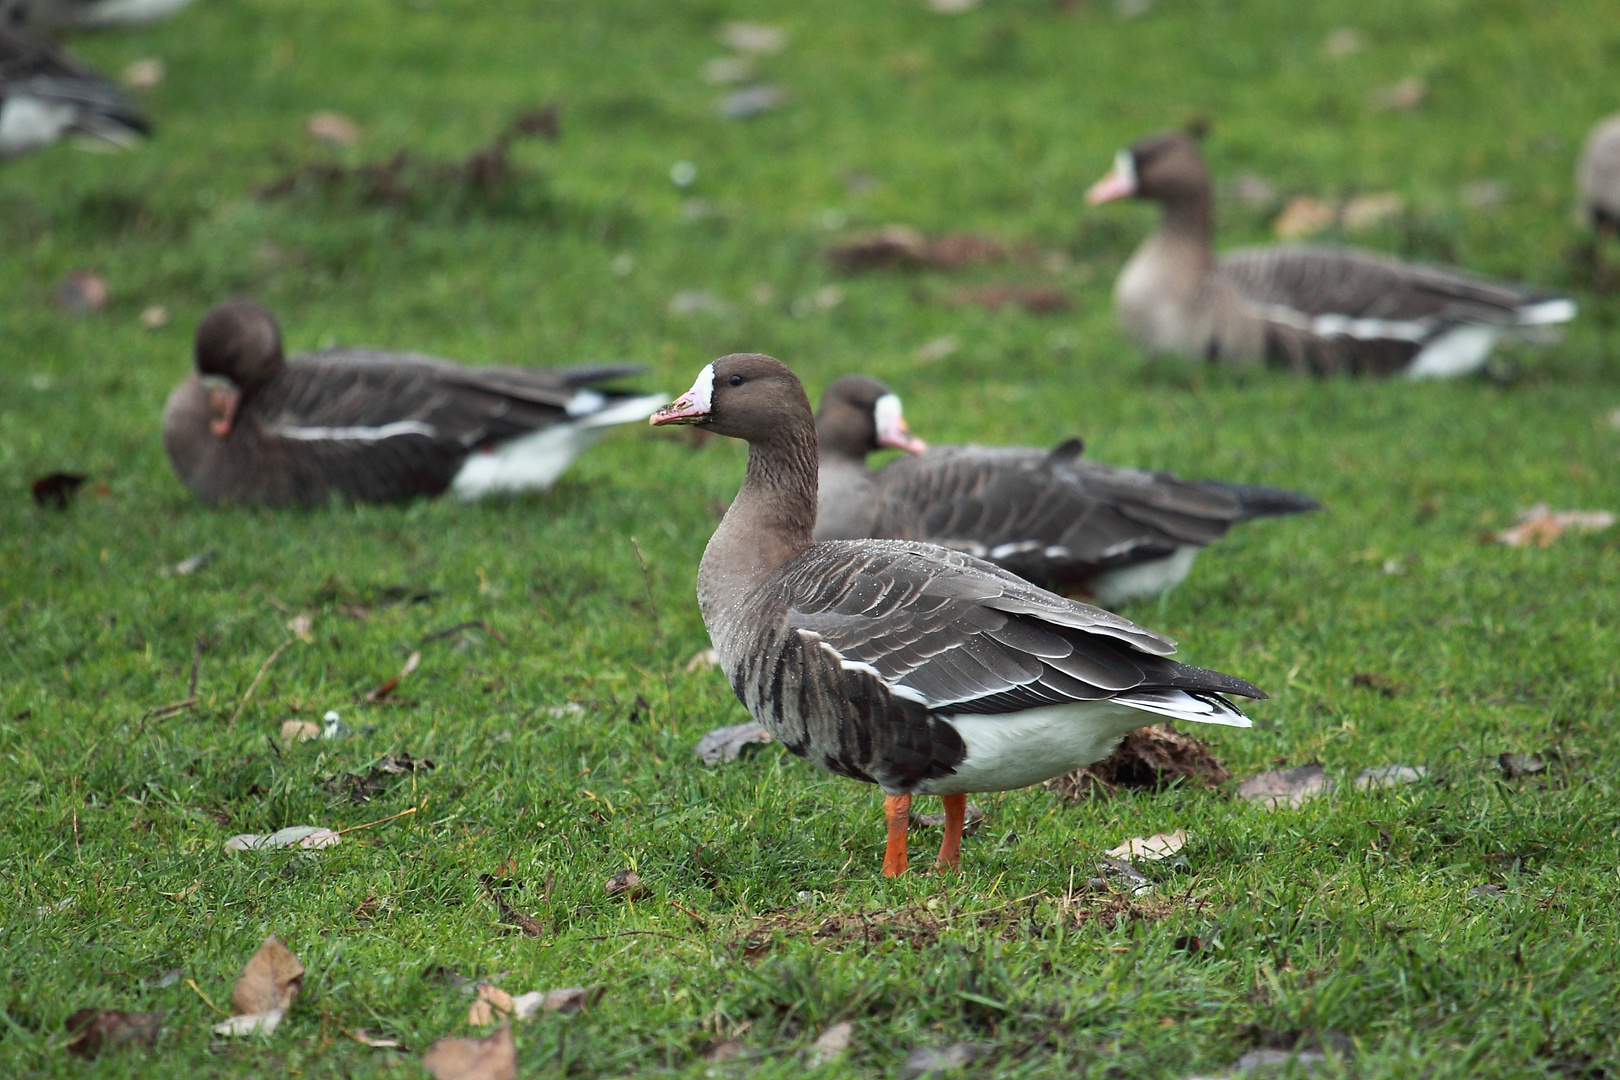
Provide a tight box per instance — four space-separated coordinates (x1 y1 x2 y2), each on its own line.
814 375 1320 605
2 0 196 32
1577 114 1620 288
651 354 1263 875
1087 132 1575 379
162 299 665 506
1 26 147 160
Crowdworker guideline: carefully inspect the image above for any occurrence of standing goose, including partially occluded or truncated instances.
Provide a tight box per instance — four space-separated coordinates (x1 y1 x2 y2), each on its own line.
2 0 196 32
1 25 148 160
1087 132 1575 378
162 299 666 506
814 375 1319 605
1577 114 1620 289
652 355 1263 875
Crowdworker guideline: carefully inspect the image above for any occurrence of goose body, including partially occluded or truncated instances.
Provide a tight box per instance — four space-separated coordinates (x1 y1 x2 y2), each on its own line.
1089 133 1575 378
1 26 147 159
813 376 1319 604
652 355 1262 874
1577 113 1620 231
162 300 664 506
1 0 196 32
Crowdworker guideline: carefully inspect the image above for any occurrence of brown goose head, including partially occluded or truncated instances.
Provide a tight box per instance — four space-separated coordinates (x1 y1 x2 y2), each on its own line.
193 299 285 438
1086 131 1210 209
816 375 928 461
649 353 813 440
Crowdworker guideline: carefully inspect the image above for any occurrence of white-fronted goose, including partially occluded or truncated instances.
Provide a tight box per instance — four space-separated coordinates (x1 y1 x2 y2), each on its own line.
814 376 1319 605
1087 132 1575 378
162 299 665 506
651 354 1262 875
1 26 147 160
1577 114 1620 288
2 0 195 31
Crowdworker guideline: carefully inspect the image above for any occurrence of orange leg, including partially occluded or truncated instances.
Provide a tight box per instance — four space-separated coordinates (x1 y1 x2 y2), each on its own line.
882 794 911 876
935 793 966 872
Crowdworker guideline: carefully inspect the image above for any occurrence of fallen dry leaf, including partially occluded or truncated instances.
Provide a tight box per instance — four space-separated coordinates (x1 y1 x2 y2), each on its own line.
685 648 719 672
122 58 165 89
1370 76 1427 111
1106 828 1187 862
423 1024 516 1080
1238 764 1331 809
467 984 514 1026
139 305 170 330
161 550 215 577
516 987 600 1018
718 21 786 53
809 1021 854 1066
280 719 321 742
693 722 773 765
213 935 302 1036
63 1009 162 1058
1495 504 1615 548
910 802 985 836
224 825 340 852
946 284 1070 314
826 226 1009 273
1274 196 1336 239
31 472 87 510
1046 724 1229 799
286 613 314 642
1342 192 1403 231
1355 765 1427 789
307 111 360 146
605 869 648 900
56 270 108 314
348 1028 401 1048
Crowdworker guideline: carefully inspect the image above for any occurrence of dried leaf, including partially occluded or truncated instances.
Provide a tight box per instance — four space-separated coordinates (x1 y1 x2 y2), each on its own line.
224 826 340 852
1238 764 1331 809
1046 724 1229 799
1495 505 1615 547
718 22 786 53
213 1011 284 1036
901 1042 989 1079
287 613 314 642
161 550 215 577
1342 192 1403 231
1106 828 1187 861
605 869 648 900
280 720 321 742
349 1028 401 1048
423 1024 516 1080
910 802 985 836
56 271 108 314
31 472 87 510
516 987 601 1018
1274 196 1335 239
693 722 773 765
809 1021 854 1066
63 1009 162 1058
946 284 1070 314
467 984 514 1026
400 650 422 677
231 936 304 1016
1355 765 1427 789
122 58 165 89
827 226 1008 273
307 111 361 146
685 648 719 672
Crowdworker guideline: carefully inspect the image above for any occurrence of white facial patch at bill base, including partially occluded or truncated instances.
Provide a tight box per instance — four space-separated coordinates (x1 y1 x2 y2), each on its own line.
873 393 906 443
682 363 715 415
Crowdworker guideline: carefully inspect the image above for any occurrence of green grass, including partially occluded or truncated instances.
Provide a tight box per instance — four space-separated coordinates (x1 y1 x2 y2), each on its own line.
3 0 1620 1075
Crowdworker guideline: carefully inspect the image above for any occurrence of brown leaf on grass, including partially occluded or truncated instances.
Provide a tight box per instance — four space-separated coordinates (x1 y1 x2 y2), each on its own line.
161 549 215 577
693 722 773 765
1494 505 1615 547
826 225 1007 273
605 869 648 900
31 472 87 510
365 651 419 700
307 111 361 146
423 1024 516 1080
1105 828 1187 861
1369 76 1427 112
63 1009 161 1058
910 802 985 835
223 825 340 852
467 984 515 1026
213 936 302 1036
478 874 544 938
280 720 321 742
1238 764 1331 809
56 271 108 314
1274 196 1336 239
1045 724 1229 800
467 984 599 1027
946 284 1070 314
810 1021 854 1066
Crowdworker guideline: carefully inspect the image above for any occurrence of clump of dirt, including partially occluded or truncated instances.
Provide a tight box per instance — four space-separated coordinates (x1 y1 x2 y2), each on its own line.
1045 724 1229 801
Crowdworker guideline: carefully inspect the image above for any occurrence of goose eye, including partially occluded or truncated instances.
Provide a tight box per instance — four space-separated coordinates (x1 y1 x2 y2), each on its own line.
728 374 742 386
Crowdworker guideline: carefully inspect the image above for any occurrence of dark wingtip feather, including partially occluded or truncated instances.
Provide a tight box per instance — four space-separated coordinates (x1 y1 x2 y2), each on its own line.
1165 660 1267 700
1203 480 1322 520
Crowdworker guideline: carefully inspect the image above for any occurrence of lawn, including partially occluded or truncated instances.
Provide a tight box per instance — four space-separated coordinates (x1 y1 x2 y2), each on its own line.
2 0 1618 1076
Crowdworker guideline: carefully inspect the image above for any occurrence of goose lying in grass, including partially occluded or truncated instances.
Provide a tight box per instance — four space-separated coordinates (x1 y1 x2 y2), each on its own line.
1087 131 1575 379
1 26 147 160
162 299 664 506
651 354 1262 875
813 375 1320 605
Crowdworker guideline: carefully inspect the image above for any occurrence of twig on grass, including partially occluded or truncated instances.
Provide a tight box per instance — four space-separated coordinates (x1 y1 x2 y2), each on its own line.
576 930 684 942
185 978 228 1016
144 636 210 720
478 873 545 938
228 638 295 728
336 806 419 835
669 901 708 927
